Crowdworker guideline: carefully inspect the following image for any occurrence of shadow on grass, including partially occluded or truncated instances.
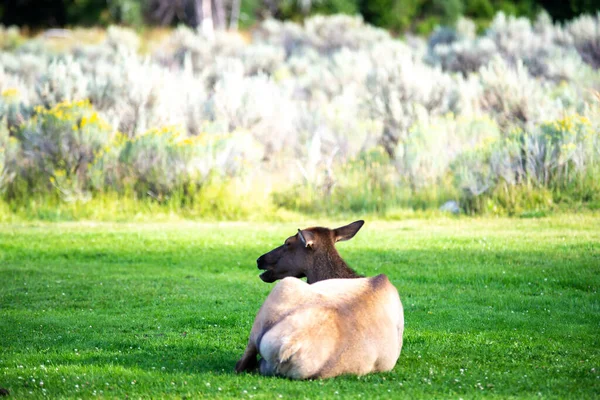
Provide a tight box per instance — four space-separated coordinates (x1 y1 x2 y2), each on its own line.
59 341 242 375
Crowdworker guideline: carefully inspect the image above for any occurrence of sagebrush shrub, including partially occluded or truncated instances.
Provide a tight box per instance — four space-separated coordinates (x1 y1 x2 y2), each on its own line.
102 125 261 199
0 116 9 190
567 12 600 69
0 13 599 215
13 99 113 200
451 113 600 211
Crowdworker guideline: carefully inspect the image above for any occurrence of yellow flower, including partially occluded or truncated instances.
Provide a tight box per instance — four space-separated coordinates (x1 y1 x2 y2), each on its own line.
561 143 577 152
1 88 19 98
576 115 591 126
180 138 195 146
113 132 129 147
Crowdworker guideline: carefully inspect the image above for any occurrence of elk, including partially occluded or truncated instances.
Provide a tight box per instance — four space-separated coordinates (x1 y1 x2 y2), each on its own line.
235 220 404 379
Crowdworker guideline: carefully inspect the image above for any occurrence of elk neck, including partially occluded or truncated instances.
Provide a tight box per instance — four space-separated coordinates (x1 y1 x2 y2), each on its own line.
305 249 362 284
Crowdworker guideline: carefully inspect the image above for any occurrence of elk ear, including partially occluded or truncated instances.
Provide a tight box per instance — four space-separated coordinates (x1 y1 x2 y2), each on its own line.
333 220 365 242
298 229 314 248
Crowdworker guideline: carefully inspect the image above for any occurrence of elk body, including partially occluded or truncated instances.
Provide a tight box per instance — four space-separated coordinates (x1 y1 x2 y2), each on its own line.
235 221 404 379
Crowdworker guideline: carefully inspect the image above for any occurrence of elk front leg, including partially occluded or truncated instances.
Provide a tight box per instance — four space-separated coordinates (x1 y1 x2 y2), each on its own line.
235 341 258 373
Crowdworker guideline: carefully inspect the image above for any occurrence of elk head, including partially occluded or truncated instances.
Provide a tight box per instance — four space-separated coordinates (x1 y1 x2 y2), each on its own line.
256 220 365 284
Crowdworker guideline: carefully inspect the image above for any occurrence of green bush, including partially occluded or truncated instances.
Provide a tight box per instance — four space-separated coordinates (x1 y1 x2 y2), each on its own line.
398 114 500 191
274 148 428 215
465 0 495 20
0 88 30 131
0 26 24 50
92 125 256 202
12 99 113 201
114 126 218 199
360 0 420 32
0 117 10 192
451 113 600 214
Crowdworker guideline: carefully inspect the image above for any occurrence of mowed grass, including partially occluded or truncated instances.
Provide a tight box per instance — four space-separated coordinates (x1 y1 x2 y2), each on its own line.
0 217 599 399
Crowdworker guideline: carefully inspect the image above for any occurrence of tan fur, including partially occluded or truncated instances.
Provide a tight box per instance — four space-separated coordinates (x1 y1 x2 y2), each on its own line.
236 275 404 379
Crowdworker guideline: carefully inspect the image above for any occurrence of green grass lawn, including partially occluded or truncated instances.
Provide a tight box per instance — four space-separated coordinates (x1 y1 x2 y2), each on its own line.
1 216 599 399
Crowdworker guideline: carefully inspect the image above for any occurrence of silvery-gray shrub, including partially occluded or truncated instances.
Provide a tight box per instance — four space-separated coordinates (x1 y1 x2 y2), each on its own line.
567 12 600 68
0 117 10 190
401 115 500 189
36 57 88 108
0 25 23 50
478 57 559 130
366 41 458 158
13 100 113 200
0 12 598 206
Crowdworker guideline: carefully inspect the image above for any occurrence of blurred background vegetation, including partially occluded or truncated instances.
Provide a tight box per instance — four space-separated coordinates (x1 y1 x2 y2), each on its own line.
0 2 599 221
0 0 597 33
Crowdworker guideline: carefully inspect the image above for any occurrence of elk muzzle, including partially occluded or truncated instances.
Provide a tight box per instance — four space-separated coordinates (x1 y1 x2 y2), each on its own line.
257 254 277 283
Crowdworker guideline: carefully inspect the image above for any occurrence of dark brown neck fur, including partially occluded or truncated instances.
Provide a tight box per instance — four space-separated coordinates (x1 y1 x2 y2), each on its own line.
305 246 362 284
